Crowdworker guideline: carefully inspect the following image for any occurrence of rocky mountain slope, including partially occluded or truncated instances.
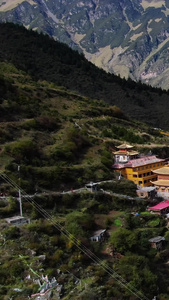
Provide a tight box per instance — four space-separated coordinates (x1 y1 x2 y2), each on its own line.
1 0 169 89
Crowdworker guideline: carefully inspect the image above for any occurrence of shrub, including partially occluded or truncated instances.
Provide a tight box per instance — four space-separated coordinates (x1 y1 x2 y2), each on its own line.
4 226 20 239
110 228 138 253
147 218 160 227
9 259 24 277
5 140 40 163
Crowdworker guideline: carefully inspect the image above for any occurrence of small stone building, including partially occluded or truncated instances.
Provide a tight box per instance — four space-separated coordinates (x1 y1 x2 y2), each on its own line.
149 236 165 250
5 216 30 226
86 182 98 193
136 186 157 199
90 229 106 242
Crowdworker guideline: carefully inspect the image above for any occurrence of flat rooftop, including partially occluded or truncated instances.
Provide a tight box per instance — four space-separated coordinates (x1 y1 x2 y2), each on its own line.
113 155 164 169
148 200 169 211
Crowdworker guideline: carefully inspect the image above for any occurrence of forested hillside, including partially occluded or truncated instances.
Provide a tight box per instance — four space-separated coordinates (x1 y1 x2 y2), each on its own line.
0 23 169 129
0 58 160 193
1 58 169 299
1 22 169 300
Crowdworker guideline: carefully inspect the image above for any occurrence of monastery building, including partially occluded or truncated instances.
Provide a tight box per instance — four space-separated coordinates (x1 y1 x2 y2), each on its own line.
112 143 165 187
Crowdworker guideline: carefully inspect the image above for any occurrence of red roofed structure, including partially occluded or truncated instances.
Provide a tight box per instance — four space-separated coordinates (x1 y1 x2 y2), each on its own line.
148 200 169 215
112 144 165 187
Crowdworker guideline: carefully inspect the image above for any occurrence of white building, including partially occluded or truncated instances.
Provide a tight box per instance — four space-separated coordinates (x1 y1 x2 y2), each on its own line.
5 215 30 226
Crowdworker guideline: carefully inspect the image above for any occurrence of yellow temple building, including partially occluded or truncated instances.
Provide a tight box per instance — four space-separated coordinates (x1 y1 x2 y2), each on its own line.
112 143 165 187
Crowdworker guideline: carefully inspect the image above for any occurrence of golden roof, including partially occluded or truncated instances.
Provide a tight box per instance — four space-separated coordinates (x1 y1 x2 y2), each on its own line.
152 180 169 187
153 165 169 175
113 150 139 155
116 143 133 149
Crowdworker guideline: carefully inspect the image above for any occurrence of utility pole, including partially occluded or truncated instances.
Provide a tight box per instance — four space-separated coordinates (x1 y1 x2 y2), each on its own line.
18 165 23 217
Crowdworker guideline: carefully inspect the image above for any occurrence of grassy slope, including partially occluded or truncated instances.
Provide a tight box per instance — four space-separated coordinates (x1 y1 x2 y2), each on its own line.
0 23 169 129
1 24 169 300
0 60 169 194
0 61 122 191
0 49 169 300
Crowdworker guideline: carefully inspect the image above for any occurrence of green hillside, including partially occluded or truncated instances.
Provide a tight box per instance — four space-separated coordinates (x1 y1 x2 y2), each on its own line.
0 57 168 193
0 65 140 188
0 23 169 130
1 61 169 299
1 23 169 300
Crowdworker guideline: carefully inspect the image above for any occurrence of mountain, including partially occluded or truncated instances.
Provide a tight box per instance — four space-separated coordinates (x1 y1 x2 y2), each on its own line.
1 0 169 89
1 21 169 300
0 22 169 191
1 23 169 130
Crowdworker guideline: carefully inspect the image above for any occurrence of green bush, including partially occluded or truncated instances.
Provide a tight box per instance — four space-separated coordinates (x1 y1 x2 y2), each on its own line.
5 140 40 163
110 228 138 254
147 218 160 227
4 226 20 239
100 179 137 197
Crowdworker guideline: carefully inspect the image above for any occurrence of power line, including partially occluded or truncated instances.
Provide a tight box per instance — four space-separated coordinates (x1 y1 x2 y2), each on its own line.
0 172 149 300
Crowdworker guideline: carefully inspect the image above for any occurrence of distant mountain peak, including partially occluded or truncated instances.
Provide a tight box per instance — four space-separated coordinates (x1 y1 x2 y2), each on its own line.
1 0 169 89
0 0 35 12
141 0 165 10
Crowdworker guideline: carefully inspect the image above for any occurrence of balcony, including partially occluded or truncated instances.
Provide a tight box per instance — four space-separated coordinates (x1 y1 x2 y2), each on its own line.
115 158 128 163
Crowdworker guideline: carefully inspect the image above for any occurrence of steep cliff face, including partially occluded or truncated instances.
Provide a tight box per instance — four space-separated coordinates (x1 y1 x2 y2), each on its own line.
1 0 169 89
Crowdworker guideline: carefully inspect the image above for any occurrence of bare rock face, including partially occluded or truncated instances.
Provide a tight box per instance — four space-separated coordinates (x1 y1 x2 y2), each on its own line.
1 0 169 89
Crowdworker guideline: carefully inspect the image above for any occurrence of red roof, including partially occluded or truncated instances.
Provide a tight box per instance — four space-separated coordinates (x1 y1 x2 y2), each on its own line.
148 200 169 211
125 155 164 168
112 155 164 169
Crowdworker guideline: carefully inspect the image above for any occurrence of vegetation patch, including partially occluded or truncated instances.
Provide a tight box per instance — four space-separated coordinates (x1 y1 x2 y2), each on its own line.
147 217 161 227
140 211 152 216
114 218 122 226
